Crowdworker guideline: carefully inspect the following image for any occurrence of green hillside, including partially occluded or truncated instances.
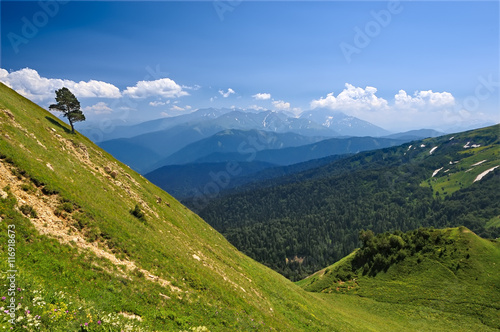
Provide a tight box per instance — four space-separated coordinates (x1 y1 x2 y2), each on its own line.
198 124 500 280
0 83 337 331
298 227 500 330
0 82 498 331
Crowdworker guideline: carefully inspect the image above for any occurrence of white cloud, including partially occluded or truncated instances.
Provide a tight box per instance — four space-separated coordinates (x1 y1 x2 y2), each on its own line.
149 100 170 107
310 83 388 112
219 88 235 98
170 105 186 111
247 105 266 111
252 93 271 100
183 84 201 90
124 78 188 99
0 67 121 101
309 83 464 131
83 102 113 114
394 90 455 110
0 69 8 79
272 100 291 111
71 80 121 99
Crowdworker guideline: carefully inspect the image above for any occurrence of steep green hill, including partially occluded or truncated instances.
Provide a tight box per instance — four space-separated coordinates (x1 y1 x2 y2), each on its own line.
298 227 500 330
0 82 497 331
198 124 500 280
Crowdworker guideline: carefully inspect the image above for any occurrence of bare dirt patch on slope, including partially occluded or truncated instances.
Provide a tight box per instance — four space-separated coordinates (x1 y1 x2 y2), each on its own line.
0 160 181 294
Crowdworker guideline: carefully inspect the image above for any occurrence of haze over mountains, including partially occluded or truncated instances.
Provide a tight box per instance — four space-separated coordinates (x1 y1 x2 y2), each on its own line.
145 134 408 199
82 106 477 203
88 107 448 179
299 108 390 137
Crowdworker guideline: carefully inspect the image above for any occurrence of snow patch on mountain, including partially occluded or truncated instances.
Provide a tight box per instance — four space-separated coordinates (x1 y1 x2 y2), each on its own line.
474 166 499 182
471 160 487 167
432 167 444 177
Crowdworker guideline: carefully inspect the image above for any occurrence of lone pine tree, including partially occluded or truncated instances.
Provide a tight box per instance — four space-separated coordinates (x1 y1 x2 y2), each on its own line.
49 87 85 133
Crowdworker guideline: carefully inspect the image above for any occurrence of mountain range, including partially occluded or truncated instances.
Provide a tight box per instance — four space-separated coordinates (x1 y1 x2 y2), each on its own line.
300 108 390 136
145 134 407 199
82 107 235 141
93 107 448 174
192 135 407 165
150 129 327 168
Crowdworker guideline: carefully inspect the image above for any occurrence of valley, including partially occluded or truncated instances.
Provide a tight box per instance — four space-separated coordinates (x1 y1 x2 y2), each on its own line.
1 1 498 331
0 82 498 331
197 125 500 280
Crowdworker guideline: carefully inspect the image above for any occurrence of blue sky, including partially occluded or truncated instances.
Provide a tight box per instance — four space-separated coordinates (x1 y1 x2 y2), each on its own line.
1 1 498 132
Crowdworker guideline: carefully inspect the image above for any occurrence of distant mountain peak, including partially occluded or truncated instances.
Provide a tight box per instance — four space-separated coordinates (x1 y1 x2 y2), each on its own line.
299 108 390 137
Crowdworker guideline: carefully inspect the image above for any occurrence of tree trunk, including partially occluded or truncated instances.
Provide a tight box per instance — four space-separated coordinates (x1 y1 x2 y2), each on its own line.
69 120 75 134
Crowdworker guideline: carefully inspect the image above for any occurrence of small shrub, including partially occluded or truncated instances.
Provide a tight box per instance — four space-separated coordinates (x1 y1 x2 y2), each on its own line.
54 207 66 218
130 204 146 222
133 268 145 278
11 168 25 179
20 183 31 192
61 202 74 213
100 231 112 240
85 227 100 242
42 185 59 195
156 309 177 322
20 204 37 218
30 176 45 187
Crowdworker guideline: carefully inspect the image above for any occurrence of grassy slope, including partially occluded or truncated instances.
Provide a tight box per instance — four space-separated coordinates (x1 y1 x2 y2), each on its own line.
418 126 500 228
298 227 500 330
0 83 497 331
419 128 500 199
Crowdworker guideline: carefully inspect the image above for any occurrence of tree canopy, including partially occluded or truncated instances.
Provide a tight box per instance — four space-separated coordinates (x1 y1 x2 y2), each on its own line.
49 87 85 133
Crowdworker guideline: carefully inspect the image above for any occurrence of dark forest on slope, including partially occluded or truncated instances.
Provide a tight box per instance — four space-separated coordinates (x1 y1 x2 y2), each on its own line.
197 126 500 280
